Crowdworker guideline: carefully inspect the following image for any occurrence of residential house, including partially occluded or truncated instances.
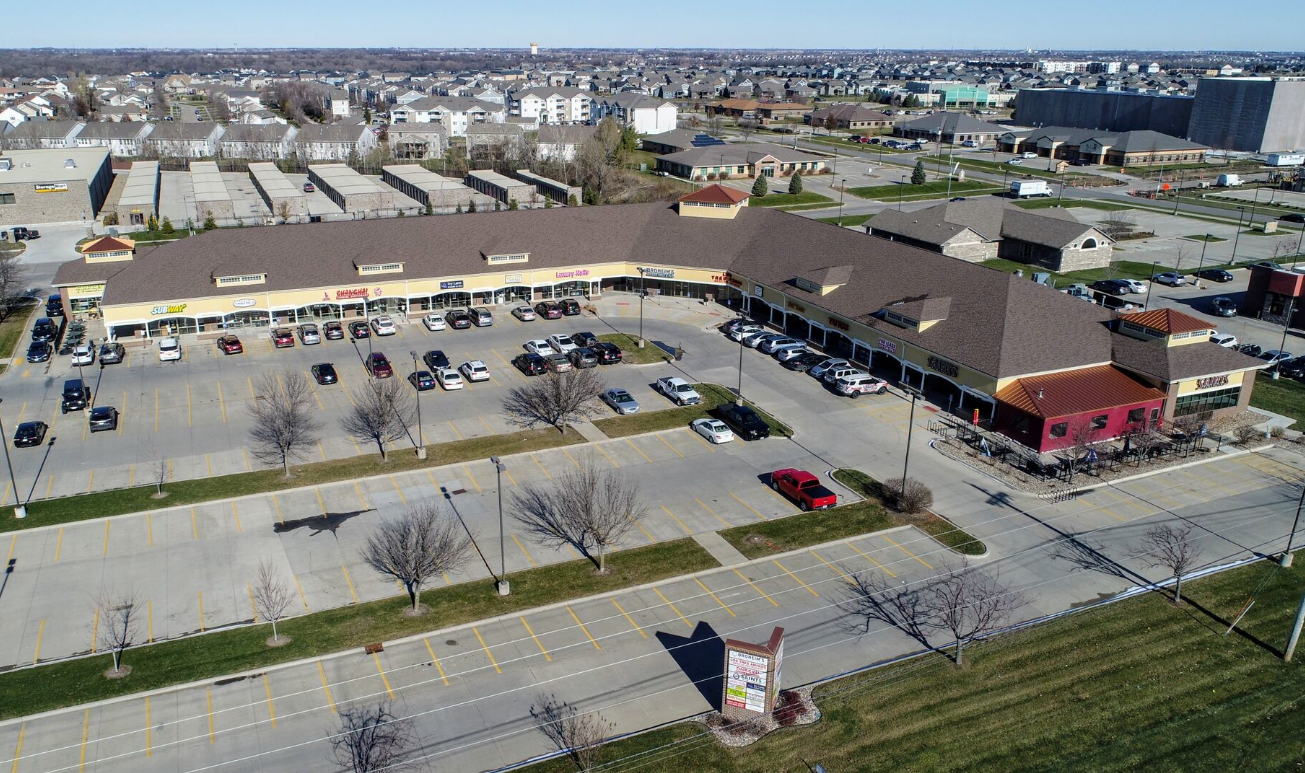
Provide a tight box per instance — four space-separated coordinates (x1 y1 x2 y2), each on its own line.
142 122 224 158
387 124 446 160
805 105 896 131
219 124 297 160
292 123 377 161
510 87 594 125
74 121 153 157
655 142 828 181
1 120 84 149
592 93 677 134
465 123 526 159
388 97 505 137
537 124 596 161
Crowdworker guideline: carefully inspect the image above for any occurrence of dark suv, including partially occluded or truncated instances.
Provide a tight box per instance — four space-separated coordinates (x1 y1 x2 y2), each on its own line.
558 299 582 316
592 341 622 364
61 379 90 413
568 347 598 369
31 317 58 343
714 403 771 441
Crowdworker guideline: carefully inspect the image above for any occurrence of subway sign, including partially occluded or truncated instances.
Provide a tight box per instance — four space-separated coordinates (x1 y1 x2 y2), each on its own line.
151 303 187 315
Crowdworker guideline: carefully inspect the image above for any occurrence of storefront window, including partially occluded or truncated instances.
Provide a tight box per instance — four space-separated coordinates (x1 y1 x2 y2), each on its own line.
224 310 270 329
1127 407 1145 423
1049 422 1068 438
431 291 470 310
494 286 532 305
69 296 102 312
147 316 198 336
1174 386 1241 416
1091 414 1108 429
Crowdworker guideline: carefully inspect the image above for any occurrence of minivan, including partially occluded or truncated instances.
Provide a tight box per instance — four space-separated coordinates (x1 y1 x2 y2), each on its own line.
469 307 494 327
822 365 866 385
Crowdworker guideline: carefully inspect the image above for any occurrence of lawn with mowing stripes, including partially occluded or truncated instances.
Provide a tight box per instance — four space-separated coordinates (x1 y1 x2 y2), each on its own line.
593 384 792 439
848 179 1001 200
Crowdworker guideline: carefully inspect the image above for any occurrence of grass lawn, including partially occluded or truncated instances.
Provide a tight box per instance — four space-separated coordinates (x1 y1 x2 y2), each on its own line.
925 155 1102 184
519 557 1305 773
804 136 913 153
3 427 586 534
600 333 670 364
593 384 791 439
1249 376 1305 426
1013 199 1132 212
816 213 875 227
0 538 718 721
979 258 1241 288
1185 233 1228 242
746 191 833 208
0 302 39 375
847 179 999 201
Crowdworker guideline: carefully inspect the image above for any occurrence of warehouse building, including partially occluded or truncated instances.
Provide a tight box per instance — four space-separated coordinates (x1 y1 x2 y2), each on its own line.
1187 77 1305 153
110 160 160 226
380 165 491 213
464 169 535 207
189 161 237 224
514 169 580 206
0 147 112 227
248 162 307 221
307 164 394 213
1014 88 1194 137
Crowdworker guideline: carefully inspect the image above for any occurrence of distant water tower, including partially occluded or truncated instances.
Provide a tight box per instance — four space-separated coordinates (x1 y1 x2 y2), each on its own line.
530 42 539 56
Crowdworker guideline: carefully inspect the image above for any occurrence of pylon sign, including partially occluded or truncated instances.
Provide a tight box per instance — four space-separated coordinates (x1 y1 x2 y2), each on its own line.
721 627 784 718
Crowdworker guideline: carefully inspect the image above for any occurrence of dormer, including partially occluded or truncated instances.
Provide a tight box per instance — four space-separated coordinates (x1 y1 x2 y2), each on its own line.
1117 308 1212 346
676 184 750 219
355 260 404 276
80 236 135 264
792 265 852 296
212 271 267 287
880 297 951 332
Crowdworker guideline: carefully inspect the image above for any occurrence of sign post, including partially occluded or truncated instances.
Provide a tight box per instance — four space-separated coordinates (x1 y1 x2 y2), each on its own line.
721 627 784 720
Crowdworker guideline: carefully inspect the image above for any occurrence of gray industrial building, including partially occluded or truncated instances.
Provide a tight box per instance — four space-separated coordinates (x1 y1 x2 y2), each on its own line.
1015 88 1194 137
0 148 112 227
248 162 307 220
307 164 394 213
111 160 160 226
514 169 581 206
1187 77 1305 153
380 165 491 213
464 169 535 207
189 161 237 224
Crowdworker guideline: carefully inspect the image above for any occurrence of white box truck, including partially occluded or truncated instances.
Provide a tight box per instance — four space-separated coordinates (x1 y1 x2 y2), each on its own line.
1217 173 1243 187
1267 153 1304 167
1010 180 1051 198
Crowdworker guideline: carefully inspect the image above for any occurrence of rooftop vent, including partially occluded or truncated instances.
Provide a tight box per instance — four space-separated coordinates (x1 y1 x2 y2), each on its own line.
65 158 77 169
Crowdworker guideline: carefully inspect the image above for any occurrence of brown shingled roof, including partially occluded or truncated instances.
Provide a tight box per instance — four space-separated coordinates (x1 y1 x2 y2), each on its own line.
678 184 750 205
1122 308 1212 335
994 365 1167 419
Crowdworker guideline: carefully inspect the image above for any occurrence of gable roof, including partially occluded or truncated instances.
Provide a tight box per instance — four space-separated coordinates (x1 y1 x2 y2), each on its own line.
993 365 1167 419
1123 308 1213 335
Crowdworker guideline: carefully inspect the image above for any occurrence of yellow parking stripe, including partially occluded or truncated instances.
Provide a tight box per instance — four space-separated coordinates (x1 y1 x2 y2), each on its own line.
567 605 601 649
511 533 538 567
562 447 583 469
354 481 368 509
594 444 620 468
661 505 692 535
732 567 779 606
217 381 227 423
612 598 647 638
773 559 819 596
810 549 856 585
447 420 463 440
462 464 481 492
271 495 284 524
294 574 310 611
730 491 767 520
625 437 653 463
629 514 655 542
144 698 152 756
521 617 552 661
198 591 206 631
884 535 933 569
697 498 733 529
472 626 502 673
342 565 360 603
656 434 684 458
206 688 216 743
423 638 450 685
32 619 45 663
316 662 337 713
531 453 552 478
103 521 110 555
263 675 277 728
687 428 715 451
191 507 200 540
390 476 408 504
695 578 736 617
79 709 89 768
373 652 395 699
55 527 64 562
231 502 242 532
653 586 693 628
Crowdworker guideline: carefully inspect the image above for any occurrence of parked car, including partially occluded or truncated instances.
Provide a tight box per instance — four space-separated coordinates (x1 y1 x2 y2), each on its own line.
13 421 48 448
323 321 345 340
809 358 850 380
558 299 582 316
423 313 447 331
601 387 640 415
744 332 782 349
445 309 472 329
88 406 119 432
30 317 57 343
216 335 244 355
1250 261 1285 271
158 337 181 362
61 379 90 413
299 323 321 344
783 352 826 372
45 294 63 317
592 342 623 364
836 373 890 397
1022 151 1038 158
98 342 125 364
1237 343 1263 357
303 182 316 193
544 353 572 373
714 403 770 440
656 376 701 405
436 368 464 390
775 346 810 362
349 321 370 339
469 307 494 327
1210 332 1239 348
720 319 747 335
25 341 51 363
272 328 295 348
370 315 397 336
534 301 563 319
692 418 734 444
1195 268 1234 283
1119 279 1148 293
822 365 866 386
1007 158 1023 165
1260 350 1294 365
459 360 490 382
1277 356 1305 379
568 347 598 369
409 370 436 391
513 352 548 376
728 324 764 342
70 343 94 366
311 363 338 384
759 336 800 354
525 339 556 356
572 331 599 348
1211 296 1238 317
1154 272 1186 287
548 333 577 353
423 350 450 371
366 352 394 378
1092 279 1133 296
770 468 838 511
512 305 537 322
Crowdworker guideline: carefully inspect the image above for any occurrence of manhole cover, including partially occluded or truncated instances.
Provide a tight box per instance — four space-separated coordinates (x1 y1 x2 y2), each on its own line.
445 639 457 646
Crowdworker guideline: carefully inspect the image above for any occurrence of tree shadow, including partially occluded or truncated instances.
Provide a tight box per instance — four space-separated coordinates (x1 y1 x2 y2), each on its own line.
836 571 936 653
1173 589 1284 658
655 621 723 711
273 509 369 536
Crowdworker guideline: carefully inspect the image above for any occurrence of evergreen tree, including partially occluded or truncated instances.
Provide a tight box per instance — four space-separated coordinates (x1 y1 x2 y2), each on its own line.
455 203 463 213
508 198 519 210
788 171 803 195
203 213 217 230
751 175 768 197
911 160 926 186
468 199 477 213
160 216 174 234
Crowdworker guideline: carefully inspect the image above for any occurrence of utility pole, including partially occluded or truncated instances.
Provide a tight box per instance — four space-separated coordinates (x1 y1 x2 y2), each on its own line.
900 385 920 483
491 456 509 595
0 399 24 518
1281 483 1303 567
1230 207 1246 265
838 179 846 226
410 351 426 459
1143 262 1158 311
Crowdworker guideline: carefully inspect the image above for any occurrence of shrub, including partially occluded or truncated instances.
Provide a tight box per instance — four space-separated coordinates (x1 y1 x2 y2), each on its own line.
706 172 717 181
202 213 217 231
160 216 174 234
751 175 768 197
1235 425 1263 446
788 172 803 194
883 477 933 513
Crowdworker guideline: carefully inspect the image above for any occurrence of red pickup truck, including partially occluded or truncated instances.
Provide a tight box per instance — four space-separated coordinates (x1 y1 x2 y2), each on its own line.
769 468 838 511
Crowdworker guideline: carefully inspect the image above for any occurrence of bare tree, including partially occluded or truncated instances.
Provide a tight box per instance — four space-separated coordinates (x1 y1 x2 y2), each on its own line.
149 455 170 498
339 378 416 460
1099 211 1138 241
252 558 295 645
1131 523 1202 604
276 200 293 222
738 119 758 142
1062 415 1100 482
361 502 471 614
881 477 933 513
923 560 1027 666
510 459 646 572
530 694 613 773
329 701 415 773
248 372 322 476
93 587 142 677
500 369 606 433
0 256 30 323
838 570 933 650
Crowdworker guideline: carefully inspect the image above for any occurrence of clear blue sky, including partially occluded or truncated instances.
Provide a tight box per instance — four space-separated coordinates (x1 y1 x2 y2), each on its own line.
16 0 1305 51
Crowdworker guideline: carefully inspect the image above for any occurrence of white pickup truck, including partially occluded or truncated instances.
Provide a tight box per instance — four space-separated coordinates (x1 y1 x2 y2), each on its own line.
655 376 701 406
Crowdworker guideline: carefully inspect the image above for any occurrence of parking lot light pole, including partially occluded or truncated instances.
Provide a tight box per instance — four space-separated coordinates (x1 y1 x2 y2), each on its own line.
637 267 646 348
900 386 920 484
837 179 846 226
410 351 426 460
1281 484 1304 568
736 313 746 407
0 400 24 519
491 456 509 595
1230 207 1246 264
1143 262 1158 311
1194 235 1210 288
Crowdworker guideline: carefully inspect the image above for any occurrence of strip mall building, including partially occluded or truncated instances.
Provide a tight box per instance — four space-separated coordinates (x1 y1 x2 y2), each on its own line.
55 185 1264 455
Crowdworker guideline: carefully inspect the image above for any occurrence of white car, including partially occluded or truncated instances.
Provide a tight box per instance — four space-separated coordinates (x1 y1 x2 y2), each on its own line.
809 358 849 379
743 331 780 349
601 387 640 415
769 341 807 358
775 346 810 362
158 337 181 362
70 343 95 366
727 324 763 342
1210 332 1239 348
422 314 446 332
525 339 555 356
547 333 577 354
656 376 701 405
759 336 799 354
371 315 397 336
1119 279 1147 294
436 368 464 390
691 418 734 444
459 360 490 382
512 306 536 322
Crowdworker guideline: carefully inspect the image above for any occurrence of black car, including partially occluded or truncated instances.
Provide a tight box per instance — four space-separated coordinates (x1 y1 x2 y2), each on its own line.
1091 279 1132 296
423 350 450 371
1278 357 1305 379
512 352 548 376
1250 261 1285 271
1210 296 1238 317
572 331 600 348
445 309 472 329
25 341 52 363
98 342 126 364
1279 213 1305 224
1195 268 1234 283
13 421 47 448
568 347 598 369
31 317 58 343
558 299 582 316
408 370 437 391
45 294 63 317
88 406 119 432
61 379 90 413
1237 343 1263 357
721 319 746 335
714 403 771 441
783 351 826 372
592 341 622 364
348 320 370 339
311 363 338 384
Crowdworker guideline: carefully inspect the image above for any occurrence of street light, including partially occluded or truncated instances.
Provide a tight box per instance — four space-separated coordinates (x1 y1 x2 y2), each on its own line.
1281 483 1304 568
409 351 426 460
1230 207 1246 265
0 399 25 519
637 267 646 348
837 178 846 227
735 310 746 407
900 384 921 485
1142 262 1158 311
490 456 509 595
